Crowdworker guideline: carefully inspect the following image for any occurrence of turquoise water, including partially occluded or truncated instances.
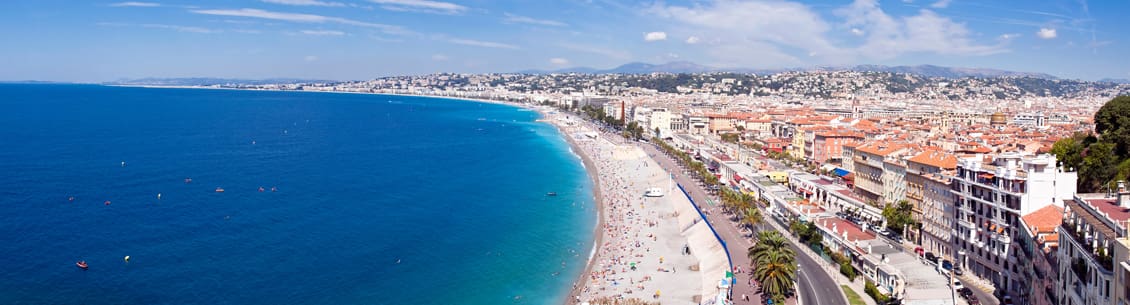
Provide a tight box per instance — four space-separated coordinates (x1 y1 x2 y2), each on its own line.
0 85 595 304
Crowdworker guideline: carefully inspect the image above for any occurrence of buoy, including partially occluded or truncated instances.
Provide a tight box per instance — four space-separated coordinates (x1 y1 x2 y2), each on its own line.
121 161 126 167
124 256 130 262
104 200 111 206
157 193 162 200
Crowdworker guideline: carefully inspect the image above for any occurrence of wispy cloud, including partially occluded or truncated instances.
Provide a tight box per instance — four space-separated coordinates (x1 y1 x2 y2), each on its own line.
503 13 567 27
261 0 346 7
109 2 160 7
549 58 570 65
369 0 467 15
97 22 216 33
431 54 449 61
685 36 700 44
644 31 667 41
301 30 345 36
448 38 520 49
190 8 410 35
930 0 951 9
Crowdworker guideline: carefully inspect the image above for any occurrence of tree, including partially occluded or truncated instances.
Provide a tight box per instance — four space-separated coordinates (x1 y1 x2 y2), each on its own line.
1081 142 1120 192
882 200 916 235
742 206 764 233
1050 134 1087 172
748 231 796 304
1094 96 1130 156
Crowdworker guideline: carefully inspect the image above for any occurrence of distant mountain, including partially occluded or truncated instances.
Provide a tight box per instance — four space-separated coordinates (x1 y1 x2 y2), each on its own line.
848 64 1058 79
1100 78 1130 84
104 77 338 86
518 61 1060 79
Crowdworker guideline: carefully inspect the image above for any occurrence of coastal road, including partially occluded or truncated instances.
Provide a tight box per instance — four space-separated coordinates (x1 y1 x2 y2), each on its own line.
641 143 847 305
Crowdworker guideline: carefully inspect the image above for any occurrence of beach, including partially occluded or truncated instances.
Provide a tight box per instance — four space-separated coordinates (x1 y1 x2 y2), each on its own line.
542 112 729 305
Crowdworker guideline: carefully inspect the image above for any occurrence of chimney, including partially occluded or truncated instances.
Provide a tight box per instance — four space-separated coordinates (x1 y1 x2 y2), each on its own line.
1119 181 1130 209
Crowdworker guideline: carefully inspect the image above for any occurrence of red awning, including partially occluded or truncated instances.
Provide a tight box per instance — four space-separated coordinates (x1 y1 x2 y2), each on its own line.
733 174 743 182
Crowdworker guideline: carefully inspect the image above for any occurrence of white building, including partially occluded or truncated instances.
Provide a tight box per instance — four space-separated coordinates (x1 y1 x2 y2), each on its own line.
950 153 1077 297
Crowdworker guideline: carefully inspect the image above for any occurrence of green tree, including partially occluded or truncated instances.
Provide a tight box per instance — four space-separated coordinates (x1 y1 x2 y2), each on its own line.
742 206 764 233
748 231 797 304
1081 142 1120 192
1050 134 1087 172
1094 96 1130 156
882 200 917 235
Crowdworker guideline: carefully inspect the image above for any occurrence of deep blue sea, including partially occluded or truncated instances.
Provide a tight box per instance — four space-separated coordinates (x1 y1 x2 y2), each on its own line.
0 84 595 305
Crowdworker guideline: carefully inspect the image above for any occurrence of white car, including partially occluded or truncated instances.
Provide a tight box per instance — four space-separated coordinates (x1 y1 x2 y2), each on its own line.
951 280 964 291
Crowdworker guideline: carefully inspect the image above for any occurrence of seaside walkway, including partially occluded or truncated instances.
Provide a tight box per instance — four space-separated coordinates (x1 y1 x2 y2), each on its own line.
641 143 848 305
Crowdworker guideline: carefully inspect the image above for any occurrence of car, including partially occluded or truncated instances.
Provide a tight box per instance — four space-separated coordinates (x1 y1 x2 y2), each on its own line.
924 252 937 262
959 287 974 299
951 280 964 291
954 266 964 276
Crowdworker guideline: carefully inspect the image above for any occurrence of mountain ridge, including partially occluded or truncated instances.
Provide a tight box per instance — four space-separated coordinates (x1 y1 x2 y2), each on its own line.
520 61 1059 79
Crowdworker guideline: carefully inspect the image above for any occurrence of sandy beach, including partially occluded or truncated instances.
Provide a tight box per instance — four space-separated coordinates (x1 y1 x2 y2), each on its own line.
544 112 728 305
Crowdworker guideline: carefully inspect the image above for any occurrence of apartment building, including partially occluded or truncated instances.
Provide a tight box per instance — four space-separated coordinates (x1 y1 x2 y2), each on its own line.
812 130 865 165
851 141 909 205
951 153 1077 298
1056 185 1130 305
905 150 957 253
1016 204 1064 305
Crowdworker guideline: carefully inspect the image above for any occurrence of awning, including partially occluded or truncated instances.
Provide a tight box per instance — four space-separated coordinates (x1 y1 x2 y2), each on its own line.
833 168 851 177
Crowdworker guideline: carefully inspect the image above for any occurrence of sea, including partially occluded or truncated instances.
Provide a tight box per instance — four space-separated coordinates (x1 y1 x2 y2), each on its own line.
0 84 596 305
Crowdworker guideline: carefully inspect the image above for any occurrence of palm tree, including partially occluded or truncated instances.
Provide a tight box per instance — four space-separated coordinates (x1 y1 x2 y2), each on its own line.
741 206 763 233
748 231 797 304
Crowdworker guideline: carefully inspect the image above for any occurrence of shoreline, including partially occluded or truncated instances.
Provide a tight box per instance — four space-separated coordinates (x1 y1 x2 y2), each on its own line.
106 85 607 304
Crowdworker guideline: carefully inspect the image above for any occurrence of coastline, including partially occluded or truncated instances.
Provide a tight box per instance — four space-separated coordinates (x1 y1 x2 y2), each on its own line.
106 85 607 304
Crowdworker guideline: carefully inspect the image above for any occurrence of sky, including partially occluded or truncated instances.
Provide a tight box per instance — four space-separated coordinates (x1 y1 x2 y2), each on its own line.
1 0 1128 82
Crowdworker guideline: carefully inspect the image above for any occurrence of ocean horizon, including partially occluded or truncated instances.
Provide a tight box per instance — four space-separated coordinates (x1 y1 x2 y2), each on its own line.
0 84 596 304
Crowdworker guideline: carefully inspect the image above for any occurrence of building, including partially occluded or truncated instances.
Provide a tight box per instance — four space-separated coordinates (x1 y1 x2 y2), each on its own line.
851 141 909 204
950 153 1077 299
812 130 865 165
1056 185 1130 305
905 150 957 254
648 108 673 138
1016 204 1063 305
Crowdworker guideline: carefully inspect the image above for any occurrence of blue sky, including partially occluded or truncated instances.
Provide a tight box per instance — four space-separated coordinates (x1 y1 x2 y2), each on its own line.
1 0 1127 82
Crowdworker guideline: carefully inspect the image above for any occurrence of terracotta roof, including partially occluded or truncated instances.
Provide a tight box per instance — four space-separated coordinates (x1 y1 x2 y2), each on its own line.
1022 205 1065 235
907 149 958 170
1084 198 1130 222
821 218 878 242
854 141 908 157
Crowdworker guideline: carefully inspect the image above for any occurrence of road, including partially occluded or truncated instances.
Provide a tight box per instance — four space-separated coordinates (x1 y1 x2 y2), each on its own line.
641 143 847 305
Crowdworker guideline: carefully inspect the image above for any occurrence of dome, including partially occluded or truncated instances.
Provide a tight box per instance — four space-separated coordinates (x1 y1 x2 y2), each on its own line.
990 111 1007 125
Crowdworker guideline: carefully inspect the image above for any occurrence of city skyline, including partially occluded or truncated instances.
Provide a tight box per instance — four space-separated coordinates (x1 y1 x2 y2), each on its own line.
3 0 1127 82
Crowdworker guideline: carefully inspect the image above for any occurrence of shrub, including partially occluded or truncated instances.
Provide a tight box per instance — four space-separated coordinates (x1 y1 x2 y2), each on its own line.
864 280 889 303
839 261 857 282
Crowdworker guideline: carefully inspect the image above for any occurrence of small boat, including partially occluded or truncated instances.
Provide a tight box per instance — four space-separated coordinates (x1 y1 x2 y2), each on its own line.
258 187 265 192
185 178 192 184
546 192 557 196
76 261 88 270
215 187 225 193
270 187 277 192
68 196 75 202
644 188 664 197
104 200 111 206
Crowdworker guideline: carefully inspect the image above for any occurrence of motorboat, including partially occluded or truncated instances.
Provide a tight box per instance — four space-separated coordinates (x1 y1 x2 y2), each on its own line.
644 188 664 197
76 261 88 270
546 192 557 196
215 187 225 193
258 187 265 192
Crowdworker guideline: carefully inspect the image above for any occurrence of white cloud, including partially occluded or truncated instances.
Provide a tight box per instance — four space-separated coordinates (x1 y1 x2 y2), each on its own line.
650 0 1003 68
432 54 449 61
930 0 951 9
1037 28 1057 39
109 2 160 7
262 0 346 7
97 22 215 33
369 0 467 14
304 55 318 61
301 30 345 36
549 58 570 65
685 36 700 44
190 8 409 35
644 31 667 41
503 13 567 27
448 38 520 49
